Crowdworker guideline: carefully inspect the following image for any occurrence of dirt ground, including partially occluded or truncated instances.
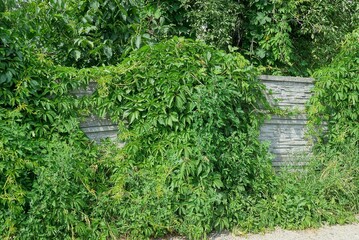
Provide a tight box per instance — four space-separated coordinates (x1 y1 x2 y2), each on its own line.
166 217 359 240
209 223 359 240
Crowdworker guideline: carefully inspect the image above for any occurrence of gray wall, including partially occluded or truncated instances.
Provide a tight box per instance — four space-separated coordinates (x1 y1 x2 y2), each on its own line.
75 75 315 167
72 82 119 142
259 75 314 167
79 115 118 142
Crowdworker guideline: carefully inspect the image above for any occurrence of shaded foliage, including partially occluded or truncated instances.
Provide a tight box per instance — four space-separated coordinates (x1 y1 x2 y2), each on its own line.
3 0 358 73
155 0 358 75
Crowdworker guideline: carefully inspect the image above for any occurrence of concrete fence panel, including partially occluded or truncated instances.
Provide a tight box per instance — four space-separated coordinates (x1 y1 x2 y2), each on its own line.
259 75 314 167
74 75 315 167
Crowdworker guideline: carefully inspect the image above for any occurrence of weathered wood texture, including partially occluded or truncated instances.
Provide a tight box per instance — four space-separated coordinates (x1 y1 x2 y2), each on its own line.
259 75 314 167
74 75 315 167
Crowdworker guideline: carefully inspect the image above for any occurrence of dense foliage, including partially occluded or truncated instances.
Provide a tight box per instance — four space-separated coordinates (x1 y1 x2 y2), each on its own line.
0 35 275 238
308 28 359 147
0 124 99 239
2 0 358 73
236 0 358 75
0 34 98 238
88 38 275 238
133 0 359 75
1 0 358 239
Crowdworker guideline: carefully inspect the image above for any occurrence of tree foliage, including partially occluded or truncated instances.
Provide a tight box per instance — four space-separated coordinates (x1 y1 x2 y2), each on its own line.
3 0 358 73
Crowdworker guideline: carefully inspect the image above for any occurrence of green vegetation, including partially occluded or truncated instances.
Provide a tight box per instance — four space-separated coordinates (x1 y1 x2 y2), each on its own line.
1 0 358 239
308 28 359 147
2 0 358 72
89 38 275 239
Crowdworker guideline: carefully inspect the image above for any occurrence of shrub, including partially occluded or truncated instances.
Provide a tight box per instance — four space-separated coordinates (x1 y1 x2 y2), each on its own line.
86 37 275 239
0 24 101 237
0 110 101 239
308 28 359 147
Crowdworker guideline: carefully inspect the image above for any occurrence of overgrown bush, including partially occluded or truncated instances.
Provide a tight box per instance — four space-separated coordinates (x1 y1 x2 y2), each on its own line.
1 30 358 239
1 36 275 239
308 28 359 147
87 37 358 238
1 16 102 237
0 109 103 239
83 37 275 239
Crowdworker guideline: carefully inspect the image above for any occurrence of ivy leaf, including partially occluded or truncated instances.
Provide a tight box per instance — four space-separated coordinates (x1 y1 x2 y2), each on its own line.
154 8 161 19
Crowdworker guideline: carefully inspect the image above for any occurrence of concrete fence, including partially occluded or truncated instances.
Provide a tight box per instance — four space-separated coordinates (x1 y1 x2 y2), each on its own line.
258 75 314 167
74 75 315 167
